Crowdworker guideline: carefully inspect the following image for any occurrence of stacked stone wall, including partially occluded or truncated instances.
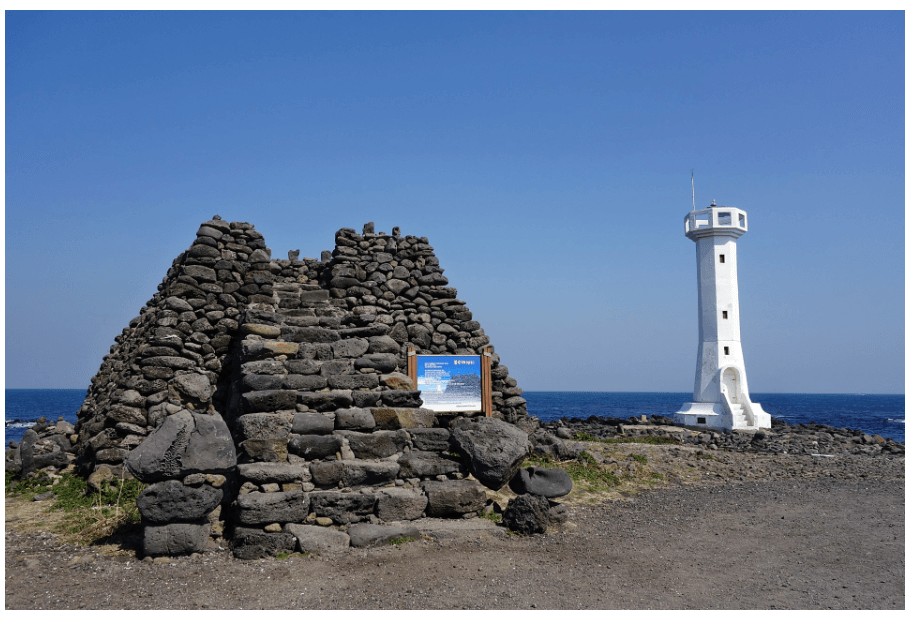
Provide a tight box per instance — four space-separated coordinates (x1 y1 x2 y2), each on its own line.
74 218 535 557
318 224 529 425
74 217 272 476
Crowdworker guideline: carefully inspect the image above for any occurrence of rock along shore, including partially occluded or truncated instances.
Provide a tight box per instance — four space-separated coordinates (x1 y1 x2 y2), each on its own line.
552 414 904 457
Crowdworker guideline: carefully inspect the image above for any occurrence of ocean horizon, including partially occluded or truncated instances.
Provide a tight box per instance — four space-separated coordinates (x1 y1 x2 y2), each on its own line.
5 389 905 445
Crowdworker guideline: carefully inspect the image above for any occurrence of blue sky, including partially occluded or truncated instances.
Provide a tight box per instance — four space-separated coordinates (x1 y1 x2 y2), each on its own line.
4 11 904 394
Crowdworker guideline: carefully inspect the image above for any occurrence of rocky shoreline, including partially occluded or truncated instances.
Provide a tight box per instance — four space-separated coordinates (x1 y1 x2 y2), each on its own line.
551 414 905 457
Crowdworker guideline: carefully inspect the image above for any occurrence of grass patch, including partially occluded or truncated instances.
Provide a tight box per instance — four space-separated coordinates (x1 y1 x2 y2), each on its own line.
6 470 56 500
628 454 648 465
6 471 145 546
650 472 664 480
388 536 415 546
573 432 681 446
522 454 621 493
522 454 557 469
695 453 715 460
578 451 597 465
479 510 502 523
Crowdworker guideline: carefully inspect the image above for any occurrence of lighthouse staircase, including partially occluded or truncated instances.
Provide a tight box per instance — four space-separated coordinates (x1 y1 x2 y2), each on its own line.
720 384 754 430
727 402 749 428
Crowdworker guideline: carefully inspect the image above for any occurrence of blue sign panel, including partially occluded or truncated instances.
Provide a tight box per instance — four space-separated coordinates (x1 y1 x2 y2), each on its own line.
416 355 482 412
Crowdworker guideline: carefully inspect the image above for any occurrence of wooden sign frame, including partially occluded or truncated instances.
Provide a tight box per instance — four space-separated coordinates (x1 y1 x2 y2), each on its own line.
407 347 493 417
481 347 493 417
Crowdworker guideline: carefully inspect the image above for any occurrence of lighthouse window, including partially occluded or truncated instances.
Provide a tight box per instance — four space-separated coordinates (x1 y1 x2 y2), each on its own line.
718 212 732 225
739 213 746 227
719 254 725 263
724 346 730 355
722 311 728 319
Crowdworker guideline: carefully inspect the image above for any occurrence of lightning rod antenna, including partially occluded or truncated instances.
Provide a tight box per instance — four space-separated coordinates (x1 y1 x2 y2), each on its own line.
691 170 696 211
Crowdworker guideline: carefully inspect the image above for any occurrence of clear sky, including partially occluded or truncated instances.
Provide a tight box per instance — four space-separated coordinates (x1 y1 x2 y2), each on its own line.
4 10 905 394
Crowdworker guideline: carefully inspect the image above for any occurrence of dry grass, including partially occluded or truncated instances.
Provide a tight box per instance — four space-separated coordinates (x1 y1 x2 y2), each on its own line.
6 470 145 554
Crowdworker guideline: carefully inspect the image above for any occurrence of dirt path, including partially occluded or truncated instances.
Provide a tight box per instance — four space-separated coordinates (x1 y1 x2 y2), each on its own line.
6 457 904 609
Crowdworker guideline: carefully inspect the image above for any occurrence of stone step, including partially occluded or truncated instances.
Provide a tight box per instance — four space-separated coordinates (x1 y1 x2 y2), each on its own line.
409 517 506 541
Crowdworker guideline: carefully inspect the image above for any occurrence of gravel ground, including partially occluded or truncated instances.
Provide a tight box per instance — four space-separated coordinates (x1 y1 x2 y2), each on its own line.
6 447 904 610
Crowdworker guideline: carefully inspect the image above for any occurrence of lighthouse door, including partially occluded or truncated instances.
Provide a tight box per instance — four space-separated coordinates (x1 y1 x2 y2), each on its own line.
722 368 739 401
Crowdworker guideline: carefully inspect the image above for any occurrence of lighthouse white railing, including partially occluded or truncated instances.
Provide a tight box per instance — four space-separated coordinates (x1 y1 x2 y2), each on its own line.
739 397 758 428
684 209 748 234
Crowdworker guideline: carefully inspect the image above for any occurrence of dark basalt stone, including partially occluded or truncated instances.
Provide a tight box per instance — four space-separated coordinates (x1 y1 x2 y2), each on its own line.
379 390 423 408
450 417 530 490
398 451 462 478
18 429 39 477
503 493 551 535
334 408 376 431
309 461 399 488
235 413 291 441
509 466 573 498
422 479 487 517
231 527 297 560
407 428 452 451
137 480 223 523
328 373 380 390
280 326 340 343
291 413 334 435
338 430 409 459
353 353 398 373
309 491 377 525
144 521 211 557
241 390 298 413
124 411 236 482
237 462 311 484
287 434 342 459
298 390 353 412
236 490 311 525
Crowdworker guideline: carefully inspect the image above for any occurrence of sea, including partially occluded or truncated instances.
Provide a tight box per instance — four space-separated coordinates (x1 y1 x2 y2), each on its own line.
4 389 906 445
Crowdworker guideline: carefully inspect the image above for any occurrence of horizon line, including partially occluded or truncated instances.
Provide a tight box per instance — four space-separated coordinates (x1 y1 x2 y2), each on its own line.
3 387 904 397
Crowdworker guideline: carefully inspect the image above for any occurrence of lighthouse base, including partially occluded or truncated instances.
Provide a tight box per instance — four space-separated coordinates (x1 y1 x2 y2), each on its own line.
674 402 727 431
675 402 771 431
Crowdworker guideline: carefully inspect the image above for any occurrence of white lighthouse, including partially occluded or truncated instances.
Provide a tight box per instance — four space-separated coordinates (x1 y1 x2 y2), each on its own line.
675 202 771 431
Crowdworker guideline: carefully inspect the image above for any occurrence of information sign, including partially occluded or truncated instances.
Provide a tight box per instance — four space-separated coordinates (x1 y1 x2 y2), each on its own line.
415 355 482 412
